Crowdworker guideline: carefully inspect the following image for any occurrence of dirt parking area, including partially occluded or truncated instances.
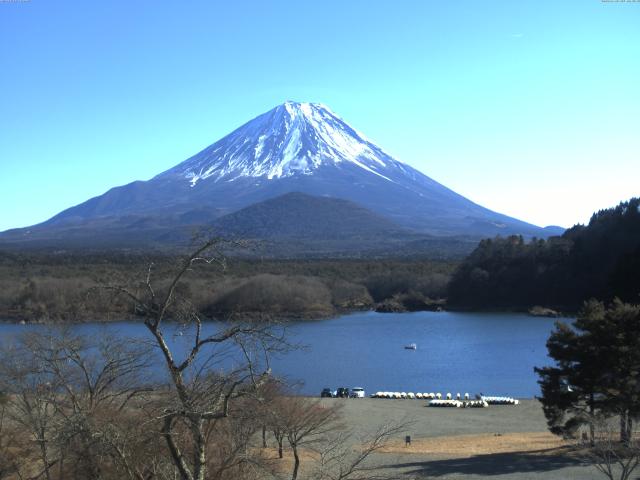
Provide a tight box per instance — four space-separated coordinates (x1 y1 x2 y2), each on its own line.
317 398 605 480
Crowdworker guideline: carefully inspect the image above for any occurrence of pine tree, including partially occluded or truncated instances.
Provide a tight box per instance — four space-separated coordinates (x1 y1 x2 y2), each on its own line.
535 299 640 444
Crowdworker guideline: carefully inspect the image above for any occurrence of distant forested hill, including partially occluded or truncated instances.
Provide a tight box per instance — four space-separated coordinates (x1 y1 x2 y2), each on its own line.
447 198 640 311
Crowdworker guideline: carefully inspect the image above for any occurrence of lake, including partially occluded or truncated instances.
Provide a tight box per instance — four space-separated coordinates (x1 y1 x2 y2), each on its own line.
0 311 567 398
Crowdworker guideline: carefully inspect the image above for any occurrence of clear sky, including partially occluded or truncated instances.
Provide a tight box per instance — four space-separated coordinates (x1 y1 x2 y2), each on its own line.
1 0 638 232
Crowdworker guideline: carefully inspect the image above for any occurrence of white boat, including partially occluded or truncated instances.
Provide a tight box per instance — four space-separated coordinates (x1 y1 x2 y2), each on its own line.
404 343 417 350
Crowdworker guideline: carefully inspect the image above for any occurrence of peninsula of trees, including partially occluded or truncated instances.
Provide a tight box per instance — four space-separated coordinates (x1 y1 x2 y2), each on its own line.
447 198 640 312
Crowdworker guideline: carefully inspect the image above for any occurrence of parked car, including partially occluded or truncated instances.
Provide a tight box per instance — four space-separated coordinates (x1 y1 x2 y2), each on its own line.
320 387 334 398
336 387 350 398
350 387 365 398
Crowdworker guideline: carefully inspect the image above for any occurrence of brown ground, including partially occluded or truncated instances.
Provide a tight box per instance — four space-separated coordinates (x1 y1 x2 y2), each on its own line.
380 431 569 458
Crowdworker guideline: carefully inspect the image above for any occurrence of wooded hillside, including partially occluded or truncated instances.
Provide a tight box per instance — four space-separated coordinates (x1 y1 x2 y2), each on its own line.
447 198 640 311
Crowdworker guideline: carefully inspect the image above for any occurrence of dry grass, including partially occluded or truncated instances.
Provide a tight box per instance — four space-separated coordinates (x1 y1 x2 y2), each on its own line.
255 447 320 476
380 431 570 459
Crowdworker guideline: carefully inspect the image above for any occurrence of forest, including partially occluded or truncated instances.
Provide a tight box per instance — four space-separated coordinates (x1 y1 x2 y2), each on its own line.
0 252 453 323
447 198 640 311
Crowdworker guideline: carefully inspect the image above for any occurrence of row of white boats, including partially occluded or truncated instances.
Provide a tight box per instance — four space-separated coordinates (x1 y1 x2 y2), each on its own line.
429 399 488 408
370 392 520 407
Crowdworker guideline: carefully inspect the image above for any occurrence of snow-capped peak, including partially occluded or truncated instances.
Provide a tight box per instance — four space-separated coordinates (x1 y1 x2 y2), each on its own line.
161 101 409 187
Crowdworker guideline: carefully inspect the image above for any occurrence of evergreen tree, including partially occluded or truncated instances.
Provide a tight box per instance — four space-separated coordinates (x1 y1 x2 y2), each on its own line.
535 299 640 444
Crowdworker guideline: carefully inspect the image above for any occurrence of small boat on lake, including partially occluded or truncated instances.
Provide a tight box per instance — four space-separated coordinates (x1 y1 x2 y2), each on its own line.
404 343 417 350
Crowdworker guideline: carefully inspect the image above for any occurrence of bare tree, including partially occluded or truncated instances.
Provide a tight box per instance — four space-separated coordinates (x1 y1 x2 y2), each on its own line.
0 338 60 480
0 392 27 480
277 397 342 480
310 421 410 480
0 329 155 480
582 415 640 480
32 330 154 479
251 379 285 454
263 396 289 458
104 238 285 480
265 395 409 480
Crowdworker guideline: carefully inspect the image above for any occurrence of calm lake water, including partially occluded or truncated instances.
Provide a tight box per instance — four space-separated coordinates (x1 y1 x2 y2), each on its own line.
0 311 568 398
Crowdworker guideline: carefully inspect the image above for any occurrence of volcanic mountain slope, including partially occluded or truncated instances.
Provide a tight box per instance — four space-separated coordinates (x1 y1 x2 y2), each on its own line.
193 192 479 258
1 101 562 251
206 192 459 257
212 192 405 239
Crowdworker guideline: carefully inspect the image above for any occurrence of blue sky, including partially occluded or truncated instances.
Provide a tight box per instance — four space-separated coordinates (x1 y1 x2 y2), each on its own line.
1 0 638 231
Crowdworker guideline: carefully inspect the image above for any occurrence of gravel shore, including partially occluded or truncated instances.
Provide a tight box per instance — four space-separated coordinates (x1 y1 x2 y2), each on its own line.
319 398 605 479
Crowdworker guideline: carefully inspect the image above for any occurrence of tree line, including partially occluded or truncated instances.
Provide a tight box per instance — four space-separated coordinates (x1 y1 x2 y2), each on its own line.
0 254 453 323
447 198 640 311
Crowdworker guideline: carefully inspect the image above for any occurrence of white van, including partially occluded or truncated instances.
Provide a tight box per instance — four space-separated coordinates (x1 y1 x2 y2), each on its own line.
350 387 365 398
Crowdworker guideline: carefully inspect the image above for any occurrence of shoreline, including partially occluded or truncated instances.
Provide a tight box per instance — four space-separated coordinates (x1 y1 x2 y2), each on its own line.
0 304 575 325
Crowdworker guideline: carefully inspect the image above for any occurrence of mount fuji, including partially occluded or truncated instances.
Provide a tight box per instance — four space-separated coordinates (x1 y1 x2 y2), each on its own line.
1 101 562 253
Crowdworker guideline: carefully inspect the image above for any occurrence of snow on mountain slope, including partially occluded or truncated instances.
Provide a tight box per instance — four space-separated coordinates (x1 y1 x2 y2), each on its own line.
159 101 409 185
